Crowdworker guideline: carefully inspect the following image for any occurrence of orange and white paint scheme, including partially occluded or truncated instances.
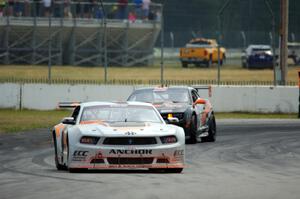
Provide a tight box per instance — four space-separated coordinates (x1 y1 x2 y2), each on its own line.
52 101 185 173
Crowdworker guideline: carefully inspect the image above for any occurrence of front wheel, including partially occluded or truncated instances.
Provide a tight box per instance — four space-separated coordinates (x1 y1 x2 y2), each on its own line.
52 131 67 170
187 115 197 144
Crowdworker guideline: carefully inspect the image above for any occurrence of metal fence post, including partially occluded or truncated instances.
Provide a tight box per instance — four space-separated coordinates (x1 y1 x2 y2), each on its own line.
48 14 52 83
264 0 277 86
298 70 300 118
4 2 10 64
160 4 164 87
217 0 231 86
99 0 108 83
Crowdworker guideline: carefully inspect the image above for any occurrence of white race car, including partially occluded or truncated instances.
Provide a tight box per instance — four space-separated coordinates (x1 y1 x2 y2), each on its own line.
52 101 185 173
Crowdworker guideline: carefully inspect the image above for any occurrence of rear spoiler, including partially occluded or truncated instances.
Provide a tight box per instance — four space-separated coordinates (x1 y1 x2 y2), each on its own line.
57 102 81 109
193 85 212 97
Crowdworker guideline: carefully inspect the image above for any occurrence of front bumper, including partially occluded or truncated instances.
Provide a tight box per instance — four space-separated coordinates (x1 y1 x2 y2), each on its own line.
248 57 273 68
68 144 185 169
180 58 208 63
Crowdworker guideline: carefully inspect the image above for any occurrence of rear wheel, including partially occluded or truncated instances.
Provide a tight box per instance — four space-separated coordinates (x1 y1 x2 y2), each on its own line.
201 115 216 142
182 62 188 68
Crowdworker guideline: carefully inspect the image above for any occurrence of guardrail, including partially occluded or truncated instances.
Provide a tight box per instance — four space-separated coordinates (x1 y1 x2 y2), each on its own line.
0 77 297 86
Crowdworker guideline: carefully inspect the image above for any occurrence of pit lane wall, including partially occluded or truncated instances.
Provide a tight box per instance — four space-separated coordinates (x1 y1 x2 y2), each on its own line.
0 83 298 113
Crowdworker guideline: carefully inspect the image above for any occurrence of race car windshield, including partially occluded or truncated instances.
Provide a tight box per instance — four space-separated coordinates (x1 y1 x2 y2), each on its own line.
253 48 271 51
80 105 163 124
128 88 190 104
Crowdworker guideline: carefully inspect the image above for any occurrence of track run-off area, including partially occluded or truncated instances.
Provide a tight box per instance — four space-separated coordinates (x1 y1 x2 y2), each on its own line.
0 119 300 199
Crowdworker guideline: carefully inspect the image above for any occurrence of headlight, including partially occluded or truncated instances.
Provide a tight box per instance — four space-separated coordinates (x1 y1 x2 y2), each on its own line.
160 135 177 144
80 136 100 145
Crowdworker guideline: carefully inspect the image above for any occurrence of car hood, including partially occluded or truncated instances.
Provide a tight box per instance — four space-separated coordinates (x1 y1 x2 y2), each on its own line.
76 122 176 137
152 102 189 113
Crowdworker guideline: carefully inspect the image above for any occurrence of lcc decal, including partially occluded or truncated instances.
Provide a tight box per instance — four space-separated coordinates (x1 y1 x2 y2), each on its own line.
72 150 89 161
73 150 88 157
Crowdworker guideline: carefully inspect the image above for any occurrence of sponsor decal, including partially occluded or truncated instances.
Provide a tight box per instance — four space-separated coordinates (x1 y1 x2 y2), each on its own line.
173 150 184 162
174 150 184 156
73 150 88 156
124 131 137 136
72 150 88 161
109 149 152 155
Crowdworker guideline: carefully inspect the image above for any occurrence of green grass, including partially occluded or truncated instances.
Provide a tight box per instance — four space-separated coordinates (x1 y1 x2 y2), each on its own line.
215 112 298 119
0 109 297 134
0 109 71 134
0 65 299 84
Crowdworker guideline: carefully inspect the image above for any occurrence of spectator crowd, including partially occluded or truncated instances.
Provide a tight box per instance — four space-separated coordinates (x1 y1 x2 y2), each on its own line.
0 0 161 22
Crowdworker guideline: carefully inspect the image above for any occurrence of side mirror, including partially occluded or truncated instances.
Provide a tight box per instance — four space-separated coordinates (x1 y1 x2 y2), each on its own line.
167 117 179 123
62 117 76 125
195 98 206 105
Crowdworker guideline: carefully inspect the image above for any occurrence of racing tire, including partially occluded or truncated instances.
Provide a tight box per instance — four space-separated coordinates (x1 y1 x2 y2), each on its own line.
187 115 198 144
164 168 183 173
201 115 216 142
52 131 67 170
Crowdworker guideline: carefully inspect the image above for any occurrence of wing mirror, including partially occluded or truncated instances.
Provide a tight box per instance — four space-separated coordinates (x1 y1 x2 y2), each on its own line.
195 98 206 105
62 117 76 125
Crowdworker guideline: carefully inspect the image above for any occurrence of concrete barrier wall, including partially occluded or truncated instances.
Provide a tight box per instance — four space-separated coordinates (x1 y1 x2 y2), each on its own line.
0 83 298 113
0 83 21 109
22 84 135 110
210 86 298 113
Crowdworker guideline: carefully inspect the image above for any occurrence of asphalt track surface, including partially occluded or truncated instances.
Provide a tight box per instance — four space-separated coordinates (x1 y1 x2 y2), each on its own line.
0 119 300 199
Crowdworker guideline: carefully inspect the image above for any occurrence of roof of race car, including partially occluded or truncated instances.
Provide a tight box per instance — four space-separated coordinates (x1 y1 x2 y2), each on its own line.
79 101 154 108
133 86 194 92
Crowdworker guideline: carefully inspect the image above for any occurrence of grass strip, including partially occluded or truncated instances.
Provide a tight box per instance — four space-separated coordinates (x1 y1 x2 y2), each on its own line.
0 109 71 134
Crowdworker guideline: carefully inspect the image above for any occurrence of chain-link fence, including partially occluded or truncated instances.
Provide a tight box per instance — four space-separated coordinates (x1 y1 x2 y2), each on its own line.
153 0 300 47
0 0 299 85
